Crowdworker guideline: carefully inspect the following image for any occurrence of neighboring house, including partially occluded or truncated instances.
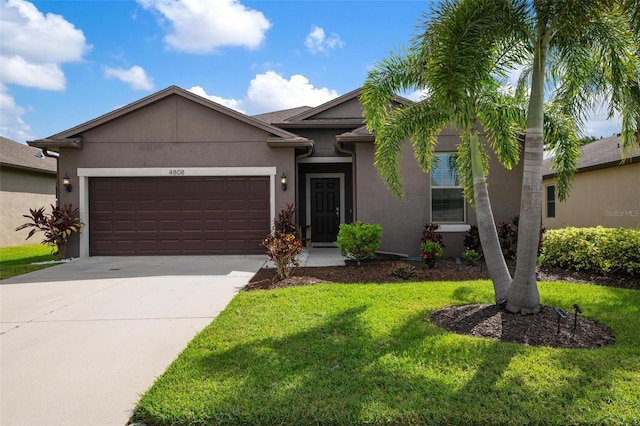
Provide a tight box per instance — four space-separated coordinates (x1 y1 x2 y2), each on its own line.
1 136 57 247
28 86 523 258
543 134 640 229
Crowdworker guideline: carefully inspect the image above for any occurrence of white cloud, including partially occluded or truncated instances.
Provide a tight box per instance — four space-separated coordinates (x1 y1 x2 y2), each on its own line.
583 109 621 138
188 86 245 113
0 0 90 90
137 0 271 54
304 25 344 54
0 84 33 142
245 71 339 112
403 88 429 102
1 55 66 90
104 65 154 90
188 71 339 115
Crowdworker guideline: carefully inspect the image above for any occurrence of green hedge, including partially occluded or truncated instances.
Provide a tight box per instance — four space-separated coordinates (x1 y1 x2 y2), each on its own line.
541 227 640 276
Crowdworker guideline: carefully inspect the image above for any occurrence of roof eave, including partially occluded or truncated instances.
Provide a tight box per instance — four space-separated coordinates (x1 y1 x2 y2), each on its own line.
335 134 375 143
0 162 57 175
273 120 364 129
267 137 314 148
543 155 640 178
27 138 83 150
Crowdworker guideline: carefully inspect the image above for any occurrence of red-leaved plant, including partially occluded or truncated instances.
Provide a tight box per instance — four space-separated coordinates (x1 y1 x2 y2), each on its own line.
262 204 303 280
15 204 83 259
262 232 302 279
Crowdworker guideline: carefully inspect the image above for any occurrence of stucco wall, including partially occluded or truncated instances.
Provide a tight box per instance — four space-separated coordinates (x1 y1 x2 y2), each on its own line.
56 95 296 257
1 168 56 247
544 164 640 229
354 133 524 257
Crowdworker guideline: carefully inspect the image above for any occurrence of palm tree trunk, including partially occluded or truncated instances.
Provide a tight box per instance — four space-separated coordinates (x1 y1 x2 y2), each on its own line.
505 44 545 314
469 124 511 303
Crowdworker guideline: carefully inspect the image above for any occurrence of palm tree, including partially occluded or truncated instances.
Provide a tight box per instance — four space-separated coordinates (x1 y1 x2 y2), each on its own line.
361 0 527 303
363 0 639 313
501 0 639 313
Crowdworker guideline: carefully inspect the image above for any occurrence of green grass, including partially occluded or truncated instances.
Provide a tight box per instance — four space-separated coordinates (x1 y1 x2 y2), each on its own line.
0 244 59 280
133 281 640 425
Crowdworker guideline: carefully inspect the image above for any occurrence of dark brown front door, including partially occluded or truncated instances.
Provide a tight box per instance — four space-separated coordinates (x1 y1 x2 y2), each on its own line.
310 178 340 242
89 176 269 255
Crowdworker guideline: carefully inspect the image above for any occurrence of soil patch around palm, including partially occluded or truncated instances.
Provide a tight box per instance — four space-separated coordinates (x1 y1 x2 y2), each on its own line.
430 303 615 348
247 258 636 349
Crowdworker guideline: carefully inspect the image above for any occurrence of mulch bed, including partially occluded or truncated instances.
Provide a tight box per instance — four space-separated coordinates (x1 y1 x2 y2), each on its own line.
430 303 616 348
246 258 638 349
247 257 640 290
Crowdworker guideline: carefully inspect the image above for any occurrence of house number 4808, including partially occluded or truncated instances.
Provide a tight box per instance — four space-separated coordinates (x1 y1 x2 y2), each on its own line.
169 169 185 176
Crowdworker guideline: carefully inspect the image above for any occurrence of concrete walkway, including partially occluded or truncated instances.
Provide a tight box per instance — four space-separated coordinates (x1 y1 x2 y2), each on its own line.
0 255 265 426
299 247 346 267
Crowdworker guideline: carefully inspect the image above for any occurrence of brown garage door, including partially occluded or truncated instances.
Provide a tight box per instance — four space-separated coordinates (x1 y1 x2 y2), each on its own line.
89 176 270 255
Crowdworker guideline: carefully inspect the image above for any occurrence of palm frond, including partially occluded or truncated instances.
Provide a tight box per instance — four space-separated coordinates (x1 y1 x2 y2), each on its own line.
543 102 581 201
361 51 420 134
373 101 449 198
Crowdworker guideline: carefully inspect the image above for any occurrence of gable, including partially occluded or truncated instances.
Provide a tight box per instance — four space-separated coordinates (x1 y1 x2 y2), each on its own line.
37 86 302 146
303 97 364 120
76 94 274 143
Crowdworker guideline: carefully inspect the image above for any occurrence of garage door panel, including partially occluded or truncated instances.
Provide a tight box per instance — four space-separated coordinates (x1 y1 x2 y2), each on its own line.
90 176 270 255
138 201 157 212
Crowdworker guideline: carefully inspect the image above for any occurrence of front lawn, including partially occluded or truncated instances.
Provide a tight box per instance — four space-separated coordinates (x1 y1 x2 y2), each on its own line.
133 280 640 425
0 244 58 280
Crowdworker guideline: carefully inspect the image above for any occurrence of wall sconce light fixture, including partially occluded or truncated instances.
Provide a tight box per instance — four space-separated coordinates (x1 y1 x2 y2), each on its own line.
281 172 287 191
63 174 72 192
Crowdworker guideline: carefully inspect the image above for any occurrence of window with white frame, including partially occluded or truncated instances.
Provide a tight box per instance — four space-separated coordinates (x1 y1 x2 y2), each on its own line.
431 152 465 223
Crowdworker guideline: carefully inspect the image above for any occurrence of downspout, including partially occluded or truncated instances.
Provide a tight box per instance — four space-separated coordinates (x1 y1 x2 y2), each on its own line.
335 139 356 221
42 148 60 203
295 143 315 227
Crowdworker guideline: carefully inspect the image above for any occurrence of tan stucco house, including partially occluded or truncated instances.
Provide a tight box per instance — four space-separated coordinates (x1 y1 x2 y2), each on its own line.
28 86 523 258
1 136 57 247
543 135 640 229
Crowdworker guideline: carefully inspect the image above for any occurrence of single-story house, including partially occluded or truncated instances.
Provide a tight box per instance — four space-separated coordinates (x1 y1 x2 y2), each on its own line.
28 86 523 258
1 136 57 247
543 134 640 229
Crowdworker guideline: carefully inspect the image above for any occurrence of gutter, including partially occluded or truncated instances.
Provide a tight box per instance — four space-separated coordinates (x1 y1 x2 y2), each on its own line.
295 142 315 227
334 138 357 222
41 149 60 202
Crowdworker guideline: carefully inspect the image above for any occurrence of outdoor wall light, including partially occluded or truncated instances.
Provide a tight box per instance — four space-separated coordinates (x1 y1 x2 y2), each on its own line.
281 172 288 191
63 174 72 192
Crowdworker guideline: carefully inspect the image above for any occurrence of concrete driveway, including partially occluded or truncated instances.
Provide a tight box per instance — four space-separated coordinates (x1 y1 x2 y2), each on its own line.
0 255 266 426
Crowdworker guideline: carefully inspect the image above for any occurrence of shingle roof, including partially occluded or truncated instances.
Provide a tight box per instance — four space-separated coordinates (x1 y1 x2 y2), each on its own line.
252 106 313 124
0 136 56 174
543 134 640 176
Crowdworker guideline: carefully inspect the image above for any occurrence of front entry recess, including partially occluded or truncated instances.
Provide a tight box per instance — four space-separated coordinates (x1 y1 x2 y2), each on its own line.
310 178 341 242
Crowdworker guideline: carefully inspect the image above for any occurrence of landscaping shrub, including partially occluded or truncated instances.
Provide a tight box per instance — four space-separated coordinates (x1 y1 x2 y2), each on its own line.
542 226 640 276
463 225 482 252
273 203 297 235
262 204 302 279
421 223 445 247
262 232 302 279
496 216 545 260
388 262 417 279
15 204 83 259
462 249 479 266
421 240 443 267
336 222 382 265
463 225 484 262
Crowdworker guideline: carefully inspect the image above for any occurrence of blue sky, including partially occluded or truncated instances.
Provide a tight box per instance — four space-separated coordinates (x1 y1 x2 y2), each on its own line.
1 0 622 144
